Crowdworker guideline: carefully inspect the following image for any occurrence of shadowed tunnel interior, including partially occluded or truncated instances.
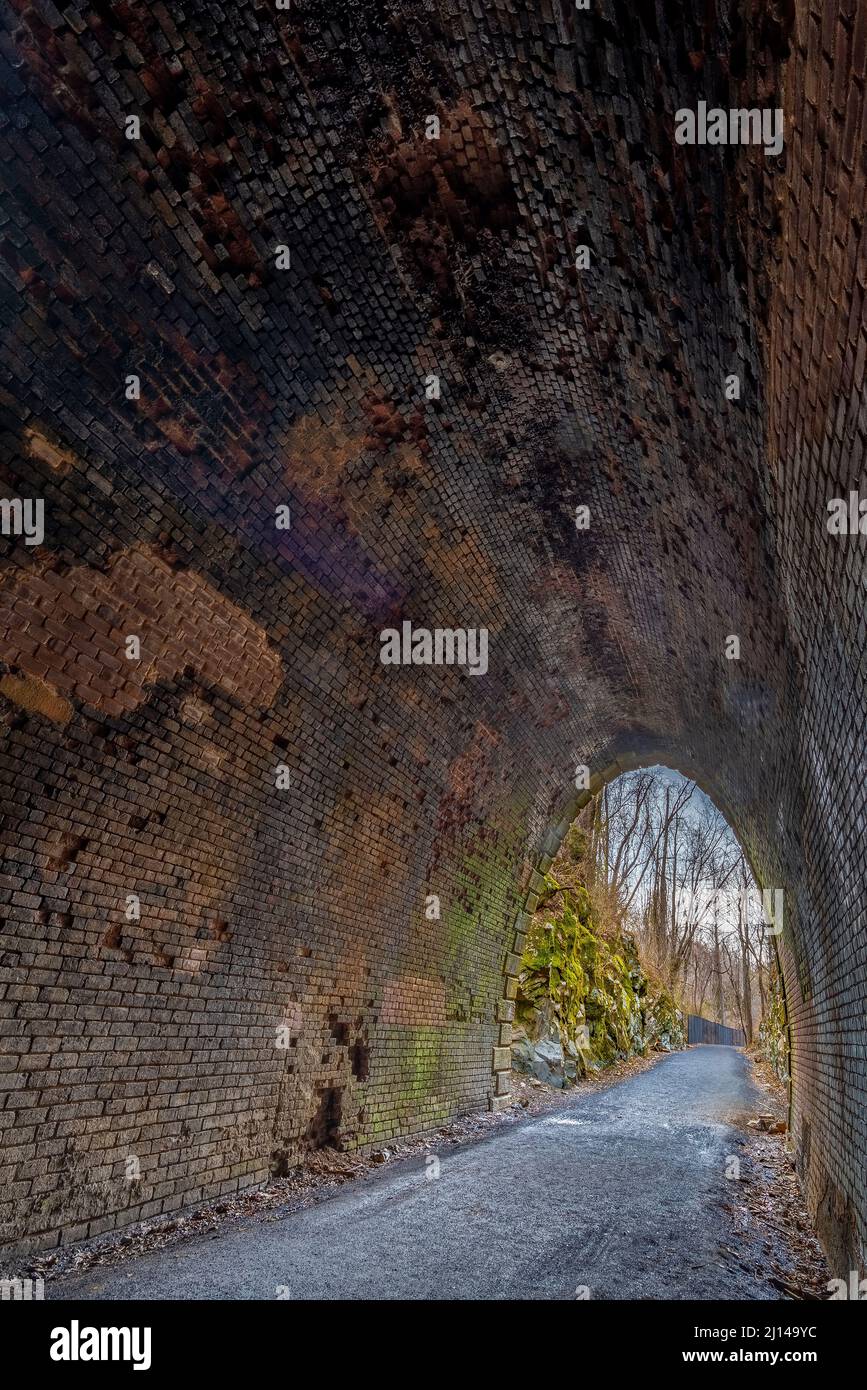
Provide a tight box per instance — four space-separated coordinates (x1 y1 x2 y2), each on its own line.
0 0 865 1277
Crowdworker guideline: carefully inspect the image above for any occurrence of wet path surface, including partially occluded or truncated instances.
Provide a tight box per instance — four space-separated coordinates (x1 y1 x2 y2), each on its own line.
52 1046 780 1301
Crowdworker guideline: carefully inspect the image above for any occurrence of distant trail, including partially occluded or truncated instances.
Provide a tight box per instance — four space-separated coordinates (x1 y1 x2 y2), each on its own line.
52 1047 781 1302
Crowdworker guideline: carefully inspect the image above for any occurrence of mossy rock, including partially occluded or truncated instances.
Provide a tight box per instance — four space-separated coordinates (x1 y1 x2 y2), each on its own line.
515 873 685 1076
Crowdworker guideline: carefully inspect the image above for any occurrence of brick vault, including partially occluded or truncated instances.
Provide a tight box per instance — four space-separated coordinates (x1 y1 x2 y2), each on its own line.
0 0 865 1273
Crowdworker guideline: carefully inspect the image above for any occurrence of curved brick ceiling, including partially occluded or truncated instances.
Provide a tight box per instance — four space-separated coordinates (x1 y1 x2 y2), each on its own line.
0 1 864 1273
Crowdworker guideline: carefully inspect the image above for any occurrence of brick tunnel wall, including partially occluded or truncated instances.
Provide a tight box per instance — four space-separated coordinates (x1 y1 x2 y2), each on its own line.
0 0 864 1273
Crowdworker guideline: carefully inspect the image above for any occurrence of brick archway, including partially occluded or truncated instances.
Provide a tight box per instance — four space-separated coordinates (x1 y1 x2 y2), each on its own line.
0 0 864 1277
489 750 777 1104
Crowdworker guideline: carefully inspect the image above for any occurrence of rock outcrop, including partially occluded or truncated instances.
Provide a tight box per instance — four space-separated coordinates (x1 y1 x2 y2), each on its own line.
512 872 684 1087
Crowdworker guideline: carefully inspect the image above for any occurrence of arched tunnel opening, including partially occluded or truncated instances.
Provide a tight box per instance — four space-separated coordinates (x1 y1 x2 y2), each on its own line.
0 0 865 1321
497 762 778 1096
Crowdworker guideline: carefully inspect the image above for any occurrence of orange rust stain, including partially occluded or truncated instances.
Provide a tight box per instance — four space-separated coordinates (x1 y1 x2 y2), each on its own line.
283 411 369 496
446 721 500 803
0 673 73 724
23 427 78 475
423 523 503 619
0 544 283 717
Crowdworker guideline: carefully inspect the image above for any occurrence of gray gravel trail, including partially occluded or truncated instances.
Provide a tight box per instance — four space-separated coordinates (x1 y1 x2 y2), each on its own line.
50 1045 779 1301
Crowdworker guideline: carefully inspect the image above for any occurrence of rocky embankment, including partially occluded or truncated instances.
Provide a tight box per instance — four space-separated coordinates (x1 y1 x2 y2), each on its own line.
513 870 683 1088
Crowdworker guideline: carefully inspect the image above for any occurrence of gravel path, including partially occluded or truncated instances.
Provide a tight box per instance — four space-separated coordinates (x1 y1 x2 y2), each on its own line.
50 1046 783 1301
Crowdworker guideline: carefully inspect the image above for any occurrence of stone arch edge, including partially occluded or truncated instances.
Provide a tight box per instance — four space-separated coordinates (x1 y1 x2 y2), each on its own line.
488 747 773 1110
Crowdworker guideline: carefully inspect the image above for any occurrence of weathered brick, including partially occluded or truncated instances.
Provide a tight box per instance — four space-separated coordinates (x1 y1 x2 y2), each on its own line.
0 0 861 1282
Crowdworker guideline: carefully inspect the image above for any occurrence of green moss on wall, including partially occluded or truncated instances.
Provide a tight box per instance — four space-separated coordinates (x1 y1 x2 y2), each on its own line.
758 968 790 1085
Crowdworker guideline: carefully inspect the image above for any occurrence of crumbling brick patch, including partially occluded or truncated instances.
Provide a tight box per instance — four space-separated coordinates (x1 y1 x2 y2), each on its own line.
307 1086 344 1150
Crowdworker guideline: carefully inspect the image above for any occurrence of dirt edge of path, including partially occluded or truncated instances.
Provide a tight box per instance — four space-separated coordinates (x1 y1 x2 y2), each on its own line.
725 1051 831 1299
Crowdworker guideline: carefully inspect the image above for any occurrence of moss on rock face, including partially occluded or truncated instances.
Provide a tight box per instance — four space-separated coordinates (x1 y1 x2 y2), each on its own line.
758 969 790 1085
513 870 684 1083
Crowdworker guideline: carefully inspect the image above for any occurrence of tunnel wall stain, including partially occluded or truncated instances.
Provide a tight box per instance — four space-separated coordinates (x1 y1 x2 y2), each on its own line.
0 0 863 1277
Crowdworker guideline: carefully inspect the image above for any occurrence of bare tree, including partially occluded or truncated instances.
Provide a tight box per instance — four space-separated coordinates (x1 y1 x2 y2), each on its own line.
575 767 772 1035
